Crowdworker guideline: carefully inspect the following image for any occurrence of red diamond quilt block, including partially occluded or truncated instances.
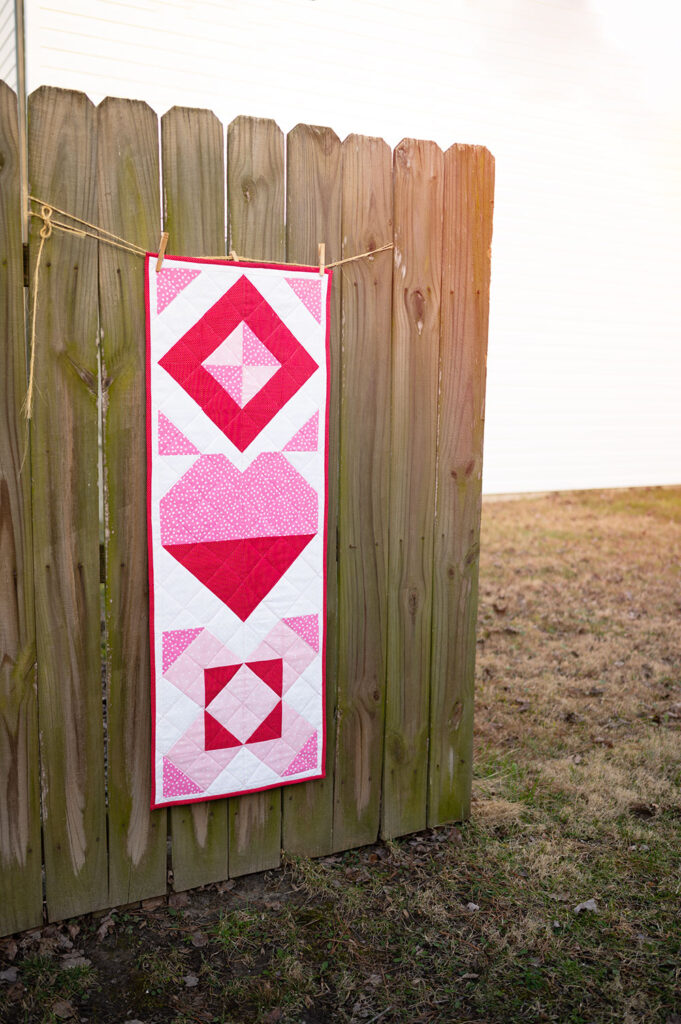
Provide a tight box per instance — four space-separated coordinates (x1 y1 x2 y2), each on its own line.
146 255 331 808
158 274 319 452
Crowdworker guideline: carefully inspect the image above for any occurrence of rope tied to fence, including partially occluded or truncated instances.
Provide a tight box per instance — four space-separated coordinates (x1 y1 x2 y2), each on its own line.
23 196 393 420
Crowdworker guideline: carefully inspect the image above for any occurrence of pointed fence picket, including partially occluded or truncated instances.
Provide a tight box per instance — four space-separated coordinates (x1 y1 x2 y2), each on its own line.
0 81 494 937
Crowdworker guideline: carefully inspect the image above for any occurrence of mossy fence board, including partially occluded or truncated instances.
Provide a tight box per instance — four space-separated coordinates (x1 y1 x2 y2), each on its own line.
0 81 494 937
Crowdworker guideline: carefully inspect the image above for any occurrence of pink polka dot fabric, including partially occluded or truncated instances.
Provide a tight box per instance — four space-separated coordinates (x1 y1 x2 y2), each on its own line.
156 267 201 314
147 256 331 808
282 615 319 653
158 412 199 455
284 412 319 452
163 756 202 798
282 732 318 776
162 628 203 672
286 277 323 323
159 453 318 544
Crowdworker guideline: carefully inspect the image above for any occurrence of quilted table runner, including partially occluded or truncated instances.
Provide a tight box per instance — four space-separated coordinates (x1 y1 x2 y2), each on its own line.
146 255 331 808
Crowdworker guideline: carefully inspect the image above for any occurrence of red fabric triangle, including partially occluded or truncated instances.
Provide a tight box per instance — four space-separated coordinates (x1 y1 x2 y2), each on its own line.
163 534 315 620
204 712 241 750
246 658 283 697
246 700 282 743
204 663 240 706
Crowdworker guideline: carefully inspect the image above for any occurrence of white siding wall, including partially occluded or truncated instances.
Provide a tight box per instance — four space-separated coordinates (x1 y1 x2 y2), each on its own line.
23 0 681 493
0 0 17 90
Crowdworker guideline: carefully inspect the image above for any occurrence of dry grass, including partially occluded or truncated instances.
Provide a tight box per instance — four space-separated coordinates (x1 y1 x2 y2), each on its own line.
1 486 679 1023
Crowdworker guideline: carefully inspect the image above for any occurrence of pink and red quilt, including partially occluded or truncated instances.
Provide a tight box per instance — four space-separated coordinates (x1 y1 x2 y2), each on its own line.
146 255 331 808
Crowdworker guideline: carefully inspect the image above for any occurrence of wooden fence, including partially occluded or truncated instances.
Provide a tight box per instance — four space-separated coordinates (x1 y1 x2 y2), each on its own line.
0 82 494 937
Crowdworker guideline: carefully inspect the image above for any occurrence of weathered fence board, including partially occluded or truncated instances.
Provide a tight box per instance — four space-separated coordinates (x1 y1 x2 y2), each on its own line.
333 134 392 850
97 97 167 903
161 106 230 891
28 86 108 921
0 82 493 938
382 139 444 839
282 124 342 858
429 145 494 825
0 81 43 935
226 115 285 876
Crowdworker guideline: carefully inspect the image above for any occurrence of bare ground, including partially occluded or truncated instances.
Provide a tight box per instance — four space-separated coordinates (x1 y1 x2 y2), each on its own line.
1 486 679 1023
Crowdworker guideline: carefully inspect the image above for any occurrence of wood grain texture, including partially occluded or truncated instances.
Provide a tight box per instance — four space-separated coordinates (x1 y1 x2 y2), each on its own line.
333 134 392 851
428 145 494 825
0 81 42 935
226 115 284 876
161 106 229 890
382 139 444 840
28 86 108 921
97 97 167 903
282 124 341 858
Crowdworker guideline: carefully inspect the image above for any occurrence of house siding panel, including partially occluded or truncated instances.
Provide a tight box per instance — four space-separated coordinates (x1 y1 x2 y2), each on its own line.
22 0 681 493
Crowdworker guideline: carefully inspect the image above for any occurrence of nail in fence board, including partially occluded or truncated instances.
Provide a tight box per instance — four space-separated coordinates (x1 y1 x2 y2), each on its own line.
28 86 108 921
0 81 43 935
382 139 444 840
429 145 494 825
282 124 341 857
226 115 285 876
333 134 392 851
161 106 229 890
97 97 167 903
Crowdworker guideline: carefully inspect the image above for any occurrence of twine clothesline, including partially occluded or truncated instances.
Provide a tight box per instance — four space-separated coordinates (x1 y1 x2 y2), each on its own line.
23 195 393 419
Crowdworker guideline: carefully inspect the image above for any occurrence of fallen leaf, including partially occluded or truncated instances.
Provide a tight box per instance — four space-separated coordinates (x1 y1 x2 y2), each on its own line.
573 898 598 914
61 955 91 969
52 999 76 1019
97 916 115 941
0 967 18 983
184 974 199 988
466 902 480 912
190 932 208 948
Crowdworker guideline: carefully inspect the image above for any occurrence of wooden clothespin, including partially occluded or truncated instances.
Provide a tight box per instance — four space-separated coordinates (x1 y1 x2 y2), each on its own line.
155 232 169 272
228 250 239 262
318 242 325 276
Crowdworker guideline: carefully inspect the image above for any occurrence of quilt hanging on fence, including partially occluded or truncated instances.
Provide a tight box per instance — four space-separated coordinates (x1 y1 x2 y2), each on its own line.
146 255 331 808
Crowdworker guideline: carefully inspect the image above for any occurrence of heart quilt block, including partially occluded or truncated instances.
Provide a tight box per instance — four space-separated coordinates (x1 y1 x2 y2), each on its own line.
146 255 331 808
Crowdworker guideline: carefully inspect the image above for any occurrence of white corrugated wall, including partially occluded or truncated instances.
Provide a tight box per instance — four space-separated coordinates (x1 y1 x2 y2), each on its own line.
0 0 16 90
20 0 681 493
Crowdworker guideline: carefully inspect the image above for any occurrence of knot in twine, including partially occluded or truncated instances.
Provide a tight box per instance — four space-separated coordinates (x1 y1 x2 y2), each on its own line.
39 204 53 240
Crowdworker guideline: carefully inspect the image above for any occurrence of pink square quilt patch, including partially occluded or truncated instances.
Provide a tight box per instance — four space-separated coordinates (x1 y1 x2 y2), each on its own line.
146 256 331 808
